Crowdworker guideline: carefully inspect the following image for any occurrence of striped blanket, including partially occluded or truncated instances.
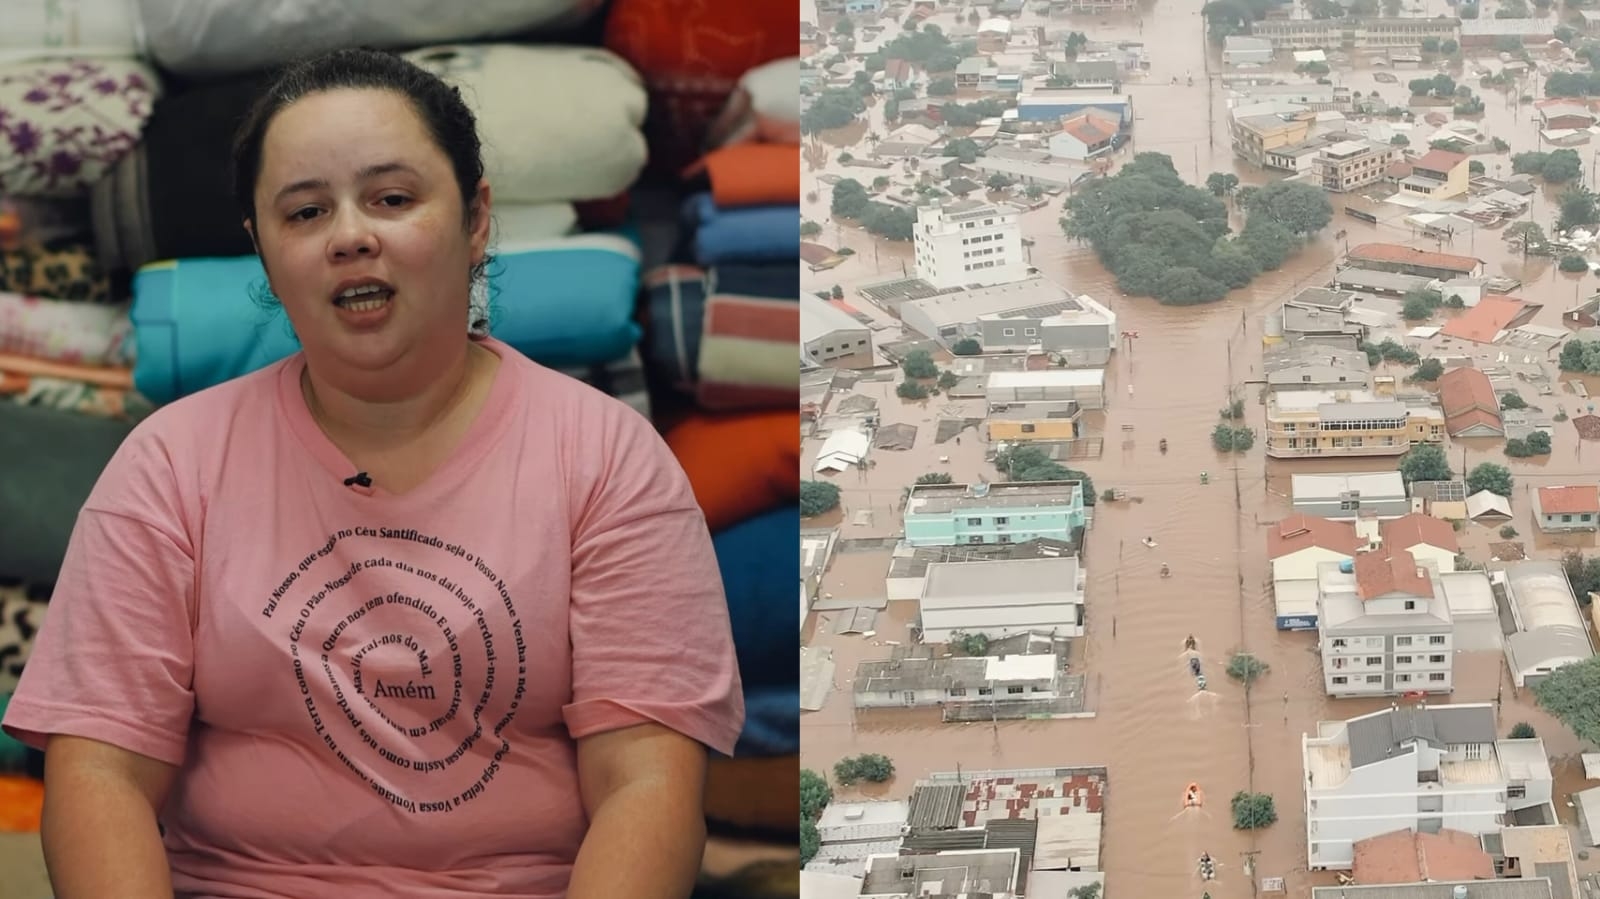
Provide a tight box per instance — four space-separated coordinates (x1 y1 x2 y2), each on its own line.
642 262 796 410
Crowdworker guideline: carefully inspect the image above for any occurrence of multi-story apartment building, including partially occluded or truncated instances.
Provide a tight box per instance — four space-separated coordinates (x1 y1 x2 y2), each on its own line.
1265 388 1444 459
1302 703 1554 869
1316 551 1458 697
912 200 1028 290
1316 139 1402 193
903 481 1089 547
1230 101 1314 167
1249 16 1460 51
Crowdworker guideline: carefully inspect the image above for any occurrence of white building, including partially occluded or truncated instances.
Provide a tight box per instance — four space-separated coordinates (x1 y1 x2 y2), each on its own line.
1493 561 1596 687
853 651 1062 709
1303 703 1554 870
1292 472 1411 521
898 277 1117 365
801 295 872 366
986 369 1106 411
1317 551 1457 697
918 556 1085 643
912 200 1028 289
1267 513 1361 630
1222 35 1275 65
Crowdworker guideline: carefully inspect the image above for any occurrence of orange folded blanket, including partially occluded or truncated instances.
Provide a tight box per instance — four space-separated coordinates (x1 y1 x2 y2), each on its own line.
695 144 800 208
666 410 798 532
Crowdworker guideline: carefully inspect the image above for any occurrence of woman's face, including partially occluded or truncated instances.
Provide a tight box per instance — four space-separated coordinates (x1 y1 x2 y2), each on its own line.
248 88 489 386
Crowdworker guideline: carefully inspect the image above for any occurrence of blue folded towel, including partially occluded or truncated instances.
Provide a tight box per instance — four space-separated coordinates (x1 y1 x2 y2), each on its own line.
686 193 798 266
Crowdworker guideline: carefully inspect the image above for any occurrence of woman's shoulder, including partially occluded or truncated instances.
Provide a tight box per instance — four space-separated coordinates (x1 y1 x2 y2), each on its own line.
492 341 652 431
120 358 292 461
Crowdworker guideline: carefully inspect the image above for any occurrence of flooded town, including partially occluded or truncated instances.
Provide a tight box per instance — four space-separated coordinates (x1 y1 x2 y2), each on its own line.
796 0 1600 897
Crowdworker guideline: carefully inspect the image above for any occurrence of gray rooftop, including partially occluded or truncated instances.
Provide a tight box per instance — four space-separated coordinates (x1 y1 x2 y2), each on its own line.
1319 399 1408 423
860 848 1020 896
906 481 1083 515
1411 479 1468 502
1334 267 1435 294
1345 704 1497 769
923 556 1081 600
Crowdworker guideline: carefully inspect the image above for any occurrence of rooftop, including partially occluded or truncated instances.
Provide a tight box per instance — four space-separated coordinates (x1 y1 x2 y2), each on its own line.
1347 243 1482 273
1292 471 1406 501
1381 512 1460 554
801 295 868 342
987 369 1105 390
860 849 1020 896
923 556 1083 601
1354 549 1435 600
905 481 1083 515
1440 296 1534 344
1267 514 1362 559
903 278 1111 330
1536 485 1600 515
1344 704 1498 769
1352 828 1494 885
1413 148 1469 173
1309 881 1554 899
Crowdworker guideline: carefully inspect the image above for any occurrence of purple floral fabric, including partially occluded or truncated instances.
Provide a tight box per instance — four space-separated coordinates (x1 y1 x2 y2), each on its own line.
0 58 159 198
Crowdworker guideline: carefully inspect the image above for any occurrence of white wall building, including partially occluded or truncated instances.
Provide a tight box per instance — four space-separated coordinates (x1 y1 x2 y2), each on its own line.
918 556 1085 643
913 200 1028 289
1303 703 1554 870
1317 551 1457 697
1494 561 1596 687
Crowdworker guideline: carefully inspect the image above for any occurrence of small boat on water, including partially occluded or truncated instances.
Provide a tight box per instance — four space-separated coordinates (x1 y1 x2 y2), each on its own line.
1184 783 1204 808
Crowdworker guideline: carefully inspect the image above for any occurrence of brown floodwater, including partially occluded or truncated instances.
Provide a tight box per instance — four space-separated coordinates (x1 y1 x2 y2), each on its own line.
802 2 1600 894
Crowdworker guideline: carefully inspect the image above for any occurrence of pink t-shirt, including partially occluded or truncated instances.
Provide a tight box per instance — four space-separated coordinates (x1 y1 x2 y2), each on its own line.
3 338 744 898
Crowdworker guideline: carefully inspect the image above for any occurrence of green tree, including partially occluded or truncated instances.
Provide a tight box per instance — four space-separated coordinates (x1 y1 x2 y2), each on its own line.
801 220 822 237
1205 171 1240 197
1562 549 1600 601
1067 884 1102 899
1238 218 1297 270
834 753 895 785
832 179 870 218
1441 38 1459 54
928 76 956 96
916 472 955 485
943 137 980 163
1467 462 1514 497
1413 358 1445 381
897 380 930 399
1402 296 1434 320
1064 31 1089 57
1230 792 1278 829
1422 36 1442 52
1507 221 1549 255
1469 160 1485 176
1391 133 1410 147
801 88 867 134
954 632 990 655
801 817 819 864
801 769 833 821
1559 188 1600 232
1247 180 1334 235
936 369 960 390
993 447 1096 501
902 349 939 378
1532 656 1600 743
1500 392 1528 410
1561 338 1589 371
1526 430 1552 454
987 173 1015 190
1509 722 1537 739
1226 652 1269 683
951 337 981 355
1399 444 1453 483
801 480 842 517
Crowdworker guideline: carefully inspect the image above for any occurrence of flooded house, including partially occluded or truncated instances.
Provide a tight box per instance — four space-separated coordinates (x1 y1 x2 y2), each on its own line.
909 200 1028 290
1302 703 1553 869
987 369 1107 411
1316 550 1460 697
1408 480 1469 521
1491 561 1596 688
1263 386 1444 459
1344 244 1485 280
801 295 874 367
915 556 1086 643
1222 35 1275 66
1529 485 1600 533
1268 514 1364 630
853 650 1064 709
903 481 1090 547
901 279 1117 365
1263 338 1371 392
985 400 1082 443
1291 472 1410 521
1395 148 1471 201
1434 367 1505 438
1315 138 1404 192
1248 16 1460 52
1229 101 1315 168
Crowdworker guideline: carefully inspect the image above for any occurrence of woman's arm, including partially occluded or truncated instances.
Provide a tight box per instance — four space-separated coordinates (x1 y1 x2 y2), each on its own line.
42 735 178 899
565 723 710 899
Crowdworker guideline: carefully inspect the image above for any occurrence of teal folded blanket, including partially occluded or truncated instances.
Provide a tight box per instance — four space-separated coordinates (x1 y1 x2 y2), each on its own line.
131 232 644 404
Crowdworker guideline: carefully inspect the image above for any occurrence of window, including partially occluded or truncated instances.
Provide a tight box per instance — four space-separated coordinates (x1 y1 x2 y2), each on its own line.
1020 423 1036 433
1366 675 1382 684
1024 328 1037 336
1002 327 1016 336
1429 654 1445 664
968 517 982 526
1429 635 1446 646
1366 657 1382 666
1564 514 1573 523
1507 784 1526 799
1331 638 1347 648
949 687 967 697
1397 674 1411 683
1404 600 1416 610
968 536 984 544
995 516 1008 525
1397 655 1412 664
1332 676 1348 685
1429 672 1446 682
998 535 1012 544
1397 636 1412 647
1007 686 1025 695
978 687 992 696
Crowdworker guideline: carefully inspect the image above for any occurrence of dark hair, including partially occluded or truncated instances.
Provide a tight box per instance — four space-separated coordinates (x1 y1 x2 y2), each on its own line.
233 47 495 334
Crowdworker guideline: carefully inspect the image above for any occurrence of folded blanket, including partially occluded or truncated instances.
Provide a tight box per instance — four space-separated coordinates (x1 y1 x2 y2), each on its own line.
2 0 144 59
494 203 578 242
706 58 801 149
90 71 269 273
0 352 132 389
0 58 159 198
604 0 797 174
136 0 605 76
698 293 798 410
131 232 643 404
642 262 796 399
403 44 646 204
0 293 131 366
667 411 799 532
713 508 798 690
0 403 133 585
687 194 798 266
0 583 49 694
0 243 112 303
693 144 800 208
3 374 153 421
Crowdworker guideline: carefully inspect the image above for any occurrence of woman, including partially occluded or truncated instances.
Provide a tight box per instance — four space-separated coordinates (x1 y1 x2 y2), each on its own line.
3 49 744 898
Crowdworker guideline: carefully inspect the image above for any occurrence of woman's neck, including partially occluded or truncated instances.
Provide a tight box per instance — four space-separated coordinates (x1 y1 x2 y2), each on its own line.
301 342 489 450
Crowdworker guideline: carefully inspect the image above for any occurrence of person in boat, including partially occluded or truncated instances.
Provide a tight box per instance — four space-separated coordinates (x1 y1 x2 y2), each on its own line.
1159 438 1167 453
1160 562 1171 578
1196 674 1207 690
1183 634 1196 651
1188 657 1201 676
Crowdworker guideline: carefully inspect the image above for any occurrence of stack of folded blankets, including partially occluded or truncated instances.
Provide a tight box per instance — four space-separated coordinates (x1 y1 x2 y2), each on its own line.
0 4 800 862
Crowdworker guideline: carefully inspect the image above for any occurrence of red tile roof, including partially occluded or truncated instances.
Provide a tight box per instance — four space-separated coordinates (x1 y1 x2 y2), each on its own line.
1538 485 1600 515
1347 243 1481 273
1353 548 1434 601
1353 829 1495 885
1266 514 1361 559
1412 148 1468 174
1060 113 1115 145
1434 367 1503 435
1440 296 1529 344
1381 513 1460 554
